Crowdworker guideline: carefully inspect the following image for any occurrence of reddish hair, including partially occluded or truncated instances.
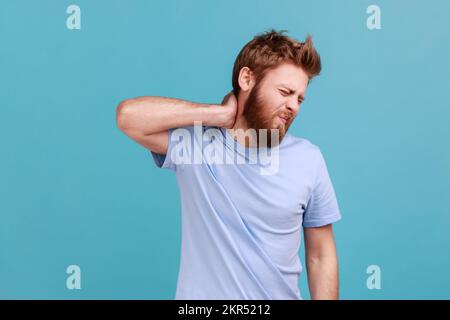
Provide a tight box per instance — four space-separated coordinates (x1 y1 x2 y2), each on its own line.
232 29 322 95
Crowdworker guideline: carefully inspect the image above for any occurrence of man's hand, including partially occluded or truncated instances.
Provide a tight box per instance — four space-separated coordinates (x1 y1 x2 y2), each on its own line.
116 92 239 154
217 91 238 129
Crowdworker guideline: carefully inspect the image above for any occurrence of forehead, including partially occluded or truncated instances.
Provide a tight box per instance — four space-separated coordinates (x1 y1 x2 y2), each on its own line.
261 62 309 90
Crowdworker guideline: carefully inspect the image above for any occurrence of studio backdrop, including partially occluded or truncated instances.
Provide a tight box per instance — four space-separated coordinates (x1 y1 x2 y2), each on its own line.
1 0 449 299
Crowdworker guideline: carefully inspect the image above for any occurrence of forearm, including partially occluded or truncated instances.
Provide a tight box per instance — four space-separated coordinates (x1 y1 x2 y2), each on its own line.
116 96 228 135
306 253 339 300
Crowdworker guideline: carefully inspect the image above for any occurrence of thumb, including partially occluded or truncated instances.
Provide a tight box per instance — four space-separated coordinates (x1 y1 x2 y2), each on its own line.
221 91 233 105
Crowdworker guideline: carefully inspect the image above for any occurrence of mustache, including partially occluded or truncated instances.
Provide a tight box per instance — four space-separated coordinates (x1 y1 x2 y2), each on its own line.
278 111 294 122
257 111 294 126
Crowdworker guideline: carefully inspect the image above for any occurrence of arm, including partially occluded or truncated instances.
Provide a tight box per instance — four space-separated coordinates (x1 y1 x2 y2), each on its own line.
303 224 339 300
116 92 237 154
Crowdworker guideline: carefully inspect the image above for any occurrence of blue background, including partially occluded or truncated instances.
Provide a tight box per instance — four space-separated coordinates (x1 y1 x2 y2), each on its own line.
1 0 449 299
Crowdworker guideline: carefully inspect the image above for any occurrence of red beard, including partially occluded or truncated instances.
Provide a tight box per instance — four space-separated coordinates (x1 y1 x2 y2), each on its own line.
242 82 293 148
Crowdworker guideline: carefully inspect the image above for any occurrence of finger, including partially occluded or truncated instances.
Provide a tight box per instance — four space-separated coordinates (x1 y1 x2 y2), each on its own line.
222 92 231 104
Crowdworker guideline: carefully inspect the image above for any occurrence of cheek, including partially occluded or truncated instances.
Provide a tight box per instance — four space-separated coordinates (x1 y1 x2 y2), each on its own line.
263 95 283 114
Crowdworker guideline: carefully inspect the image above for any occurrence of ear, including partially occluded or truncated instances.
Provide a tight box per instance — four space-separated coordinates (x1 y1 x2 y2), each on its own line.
238 67 255 92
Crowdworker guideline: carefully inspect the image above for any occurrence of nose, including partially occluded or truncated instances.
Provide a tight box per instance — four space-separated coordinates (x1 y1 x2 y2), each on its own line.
286 98 299 115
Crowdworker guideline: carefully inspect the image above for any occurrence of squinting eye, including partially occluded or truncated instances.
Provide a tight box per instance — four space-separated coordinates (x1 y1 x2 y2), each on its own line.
279 90 289 96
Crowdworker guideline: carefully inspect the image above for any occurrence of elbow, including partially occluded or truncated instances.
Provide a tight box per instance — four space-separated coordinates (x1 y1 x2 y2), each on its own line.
116 99 133 132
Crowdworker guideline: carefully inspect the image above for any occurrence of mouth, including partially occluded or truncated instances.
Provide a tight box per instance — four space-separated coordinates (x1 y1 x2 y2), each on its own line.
278 115 290 125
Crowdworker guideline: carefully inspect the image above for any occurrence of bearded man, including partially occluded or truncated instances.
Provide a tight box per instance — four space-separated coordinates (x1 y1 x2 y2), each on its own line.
116 29 342 300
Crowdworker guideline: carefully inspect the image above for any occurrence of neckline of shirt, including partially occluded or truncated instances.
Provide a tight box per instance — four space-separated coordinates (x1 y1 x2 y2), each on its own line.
219 126 288 158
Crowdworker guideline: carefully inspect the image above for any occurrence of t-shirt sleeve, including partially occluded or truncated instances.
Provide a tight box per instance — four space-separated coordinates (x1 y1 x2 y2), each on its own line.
302 148 342 228
150 126 194 172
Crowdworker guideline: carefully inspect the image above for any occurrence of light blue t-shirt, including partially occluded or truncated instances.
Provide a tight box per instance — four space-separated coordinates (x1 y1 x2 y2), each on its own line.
151 124 342 300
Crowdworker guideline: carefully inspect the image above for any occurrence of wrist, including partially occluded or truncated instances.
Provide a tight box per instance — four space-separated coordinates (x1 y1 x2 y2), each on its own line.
202 104 229 127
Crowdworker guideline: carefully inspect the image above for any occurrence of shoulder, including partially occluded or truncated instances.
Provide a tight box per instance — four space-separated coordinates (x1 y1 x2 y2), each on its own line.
283 133 321 156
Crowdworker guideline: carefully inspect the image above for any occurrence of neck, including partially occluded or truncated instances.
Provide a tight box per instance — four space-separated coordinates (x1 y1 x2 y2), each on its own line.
226 91 259 148
226 115 259 148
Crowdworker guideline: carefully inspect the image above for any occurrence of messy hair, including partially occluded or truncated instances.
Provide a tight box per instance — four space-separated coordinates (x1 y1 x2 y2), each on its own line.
232 29 322 95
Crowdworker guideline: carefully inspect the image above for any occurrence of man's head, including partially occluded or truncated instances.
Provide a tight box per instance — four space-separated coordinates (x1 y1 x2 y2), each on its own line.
232 29 321 147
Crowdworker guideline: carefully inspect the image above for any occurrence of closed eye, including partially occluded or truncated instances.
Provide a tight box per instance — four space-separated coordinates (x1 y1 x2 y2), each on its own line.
280 89 304 104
